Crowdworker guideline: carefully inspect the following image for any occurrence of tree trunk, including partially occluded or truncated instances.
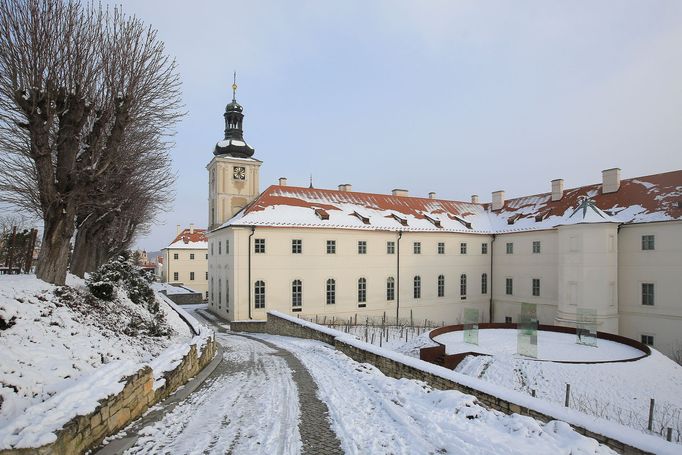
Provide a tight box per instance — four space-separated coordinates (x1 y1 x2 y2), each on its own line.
35 203 76 285
70 226 99 278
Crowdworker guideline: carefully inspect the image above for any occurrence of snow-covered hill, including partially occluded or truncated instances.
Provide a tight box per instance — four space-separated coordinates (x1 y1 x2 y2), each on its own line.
0 274 193 442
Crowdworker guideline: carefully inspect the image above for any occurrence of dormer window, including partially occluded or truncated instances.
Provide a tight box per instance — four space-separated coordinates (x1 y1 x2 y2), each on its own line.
314 208 330 220
352 211 370 225
391 213 408 226
423 213 442 228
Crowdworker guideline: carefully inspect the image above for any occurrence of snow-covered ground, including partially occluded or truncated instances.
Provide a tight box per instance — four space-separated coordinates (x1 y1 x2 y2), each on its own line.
409 328 682 443
0 274 197 449
434 329 643 361
328 324 437 358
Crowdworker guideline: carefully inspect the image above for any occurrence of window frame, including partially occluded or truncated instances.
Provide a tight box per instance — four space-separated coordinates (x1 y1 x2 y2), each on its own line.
190 253 195 260
506 242 513 254
173 271 179 281
481 243 488 254
481 273 488 295
292 239 303 254
641 282 654 306
532 241 541 254
326 240 336 254
254 280 266 309
505 277 513 295
641 334 654 346
387 241 395 254
292 279 302 308
173 253 179 260
460 274 467 299
413 275 421 299
460 242 467 254
358 277 367 304
358 240 367 255
641 235 655 251
190 271 195 281
413 242 421 254
437 274 445 297
254 238 266 254
326 278 336 305
386 277 395 301
437 242 445 255
532 278 541 297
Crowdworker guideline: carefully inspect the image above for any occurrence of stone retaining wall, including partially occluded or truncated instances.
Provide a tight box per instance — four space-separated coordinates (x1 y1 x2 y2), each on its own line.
236 312 655 455
0 337 217 455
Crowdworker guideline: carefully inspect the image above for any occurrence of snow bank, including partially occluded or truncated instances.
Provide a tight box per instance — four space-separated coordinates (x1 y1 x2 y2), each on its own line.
268 311 680 455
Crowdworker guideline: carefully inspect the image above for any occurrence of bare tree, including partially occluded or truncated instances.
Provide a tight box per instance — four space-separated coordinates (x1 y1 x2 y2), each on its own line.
0 0 182 284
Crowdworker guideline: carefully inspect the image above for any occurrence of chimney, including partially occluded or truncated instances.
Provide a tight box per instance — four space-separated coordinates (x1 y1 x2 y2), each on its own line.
428 192 436 199
338 184 352 192
602 168 621 194
190 223 194 234
551 179 564 201
492 190 505 211
471 194 480 204
392 189 409 197
176 224 181 235
278 177 287 186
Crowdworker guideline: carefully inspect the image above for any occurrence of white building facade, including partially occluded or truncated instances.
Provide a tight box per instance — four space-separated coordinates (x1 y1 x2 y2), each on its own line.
206 91 682 358
161 225 209 299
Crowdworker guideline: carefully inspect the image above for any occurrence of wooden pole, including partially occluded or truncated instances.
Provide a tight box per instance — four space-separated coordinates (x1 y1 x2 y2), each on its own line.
564 384 571 407
24 229 38 273
648 398 655 431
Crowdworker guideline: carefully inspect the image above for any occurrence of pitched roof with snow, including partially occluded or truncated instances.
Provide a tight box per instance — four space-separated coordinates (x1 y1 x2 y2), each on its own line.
219 170 682 234
165 228 208 250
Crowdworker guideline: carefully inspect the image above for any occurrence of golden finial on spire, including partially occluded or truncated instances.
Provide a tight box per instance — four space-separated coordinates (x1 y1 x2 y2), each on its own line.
232 71 238 101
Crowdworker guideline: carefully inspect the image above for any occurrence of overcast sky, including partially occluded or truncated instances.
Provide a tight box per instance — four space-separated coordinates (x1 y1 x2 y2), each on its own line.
105 1 682 252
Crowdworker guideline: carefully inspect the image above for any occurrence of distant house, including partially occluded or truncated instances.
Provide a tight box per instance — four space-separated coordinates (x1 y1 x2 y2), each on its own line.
161 224 208 300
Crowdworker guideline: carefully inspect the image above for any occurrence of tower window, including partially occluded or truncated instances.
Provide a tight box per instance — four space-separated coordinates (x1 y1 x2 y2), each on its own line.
254 280 266 309
326 279 336 305
292 239 302 254
255 238 266 253
292 280 302 308
387 277 395 301
358 241 367 254
414 276 421 299
327 240 336 254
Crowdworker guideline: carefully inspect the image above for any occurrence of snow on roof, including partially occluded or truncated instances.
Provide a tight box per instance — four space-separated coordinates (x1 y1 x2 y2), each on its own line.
218 170 682 234
164 228 208 250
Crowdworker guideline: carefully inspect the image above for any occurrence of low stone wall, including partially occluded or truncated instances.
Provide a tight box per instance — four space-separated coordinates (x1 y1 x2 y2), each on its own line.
230 320 268 333
159 290 203 305
241 312 660 455
0 337 217 455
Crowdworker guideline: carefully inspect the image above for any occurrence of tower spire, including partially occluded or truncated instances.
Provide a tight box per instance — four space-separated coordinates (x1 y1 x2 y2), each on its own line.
232 71 237 102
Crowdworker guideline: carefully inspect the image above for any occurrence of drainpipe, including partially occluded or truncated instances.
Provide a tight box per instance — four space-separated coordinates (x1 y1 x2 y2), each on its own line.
396 230 403 325
248 226 255 320
489 234 495 323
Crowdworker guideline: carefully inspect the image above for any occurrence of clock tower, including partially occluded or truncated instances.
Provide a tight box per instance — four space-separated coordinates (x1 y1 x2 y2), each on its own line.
207 76 262 230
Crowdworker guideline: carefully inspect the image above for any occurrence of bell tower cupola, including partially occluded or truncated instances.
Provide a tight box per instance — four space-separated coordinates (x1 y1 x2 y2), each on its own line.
214 72 255 158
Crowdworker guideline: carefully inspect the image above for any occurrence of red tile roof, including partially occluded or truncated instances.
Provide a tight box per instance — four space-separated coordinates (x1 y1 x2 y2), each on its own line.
168 228 208 246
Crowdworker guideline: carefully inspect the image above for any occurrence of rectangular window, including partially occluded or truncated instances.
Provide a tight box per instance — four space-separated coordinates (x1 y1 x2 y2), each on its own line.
292 239 302 254
190 272 195 281
173 272 179 281
226 280 230 305
532 241 541 254
387 277 395 301
205 271 208 280
218 279 222 306
506 242 513 254
190 253 195 260
358 278 367 304
437 242 445 254
460 274 467 299
505 316 512 324
226 240 230 255
358 240 367 254
205 253 208 260
641 283 654 306
532 278 540 296
437 275 445 297
414 276 421 299
505 278 513 295
481 273 488 294
641 235 655 250
413 242 421 254
292 280 302 308
173 253 179 260
210 242 214 256
254 238 266 254
387 241 395 254
460 242 467 254
481 243 488 254
254 281 265 309
218 241 222 255
326 279 336 305
205 291 209 299
327 240 336 254
641 334 654 346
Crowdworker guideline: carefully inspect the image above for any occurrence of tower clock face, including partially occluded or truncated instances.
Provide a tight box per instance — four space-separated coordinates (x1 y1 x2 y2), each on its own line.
233 166 246 180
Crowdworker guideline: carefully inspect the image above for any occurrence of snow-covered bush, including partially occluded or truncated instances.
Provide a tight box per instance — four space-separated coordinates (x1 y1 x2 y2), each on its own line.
87 253 157 313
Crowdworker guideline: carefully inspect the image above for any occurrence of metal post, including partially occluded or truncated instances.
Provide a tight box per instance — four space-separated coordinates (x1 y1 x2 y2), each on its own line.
648 398 655 431
564 384 571 407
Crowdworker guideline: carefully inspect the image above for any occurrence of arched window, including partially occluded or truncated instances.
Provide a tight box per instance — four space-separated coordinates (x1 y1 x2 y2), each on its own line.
387 277 395 301
254 280 265 309
437 275 445 297
481 273 488 294
292 280 302 307
460 274 467 299
326 279 336 305
413 276 421 299
358 278 367 303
